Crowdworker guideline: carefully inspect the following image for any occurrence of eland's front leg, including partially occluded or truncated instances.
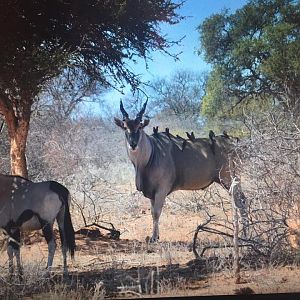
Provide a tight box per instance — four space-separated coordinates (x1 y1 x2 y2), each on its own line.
149 193 166 243
7 244 14 278
7 245 23 281
15 245 23 280
7 230 23 280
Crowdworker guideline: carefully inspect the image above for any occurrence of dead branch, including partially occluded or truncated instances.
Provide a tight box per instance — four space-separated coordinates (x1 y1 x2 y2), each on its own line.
78 222 121 240
230 177 241 283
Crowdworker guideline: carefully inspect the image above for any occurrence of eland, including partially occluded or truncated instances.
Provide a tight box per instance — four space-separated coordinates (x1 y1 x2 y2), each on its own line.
0 174 75 277
114 100 248 242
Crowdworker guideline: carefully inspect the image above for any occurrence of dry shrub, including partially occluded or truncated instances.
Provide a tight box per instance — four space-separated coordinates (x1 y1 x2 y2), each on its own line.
242 108 300 259
192 107 300 267
285 202 300 249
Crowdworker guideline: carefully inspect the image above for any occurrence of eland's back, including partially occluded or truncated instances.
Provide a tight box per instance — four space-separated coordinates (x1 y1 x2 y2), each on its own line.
0 175 62 230
150 133 235 192
171 137 218 191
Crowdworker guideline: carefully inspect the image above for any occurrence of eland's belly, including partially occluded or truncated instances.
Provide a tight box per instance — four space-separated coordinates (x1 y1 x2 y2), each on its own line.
174 177 214 192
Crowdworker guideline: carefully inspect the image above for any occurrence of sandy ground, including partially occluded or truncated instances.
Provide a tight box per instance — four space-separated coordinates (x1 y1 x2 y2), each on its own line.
1 205 300 298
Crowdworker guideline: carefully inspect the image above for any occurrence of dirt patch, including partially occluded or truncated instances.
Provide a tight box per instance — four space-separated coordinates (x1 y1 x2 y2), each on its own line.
1 210 300 298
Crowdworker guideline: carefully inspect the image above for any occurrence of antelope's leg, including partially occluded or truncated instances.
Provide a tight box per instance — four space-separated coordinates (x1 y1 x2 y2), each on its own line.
41 222 56 272
7 243 14 277
13 229 23 279
7 229 23 279
47 238 56 271
15 246 23 281
56 207 68 275
150 192 166 242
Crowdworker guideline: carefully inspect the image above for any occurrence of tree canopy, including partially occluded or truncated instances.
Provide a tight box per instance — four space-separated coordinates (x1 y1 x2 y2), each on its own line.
0 0 183 176
151 69 207 120
198 0 300 119
0 0 183 98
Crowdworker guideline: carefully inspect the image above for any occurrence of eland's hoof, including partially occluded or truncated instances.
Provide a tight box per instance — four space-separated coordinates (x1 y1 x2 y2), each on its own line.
63 268 69 279
148 236 159 243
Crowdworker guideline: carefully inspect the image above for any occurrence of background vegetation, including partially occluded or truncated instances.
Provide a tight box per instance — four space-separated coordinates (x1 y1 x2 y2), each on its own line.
1 0 300 298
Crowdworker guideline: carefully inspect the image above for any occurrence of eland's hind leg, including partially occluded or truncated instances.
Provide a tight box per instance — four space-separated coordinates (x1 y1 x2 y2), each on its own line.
40 221 56 272
56 207 68 274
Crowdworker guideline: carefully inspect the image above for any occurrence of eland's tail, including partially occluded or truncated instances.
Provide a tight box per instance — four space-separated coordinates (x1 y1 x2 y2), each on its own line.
50 181 76 258
63 191 76 257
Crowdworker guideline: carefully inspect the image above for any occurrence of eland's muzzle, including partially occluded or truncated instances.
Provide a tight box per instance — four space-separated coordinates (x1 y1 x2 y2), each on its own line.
129 141 138 150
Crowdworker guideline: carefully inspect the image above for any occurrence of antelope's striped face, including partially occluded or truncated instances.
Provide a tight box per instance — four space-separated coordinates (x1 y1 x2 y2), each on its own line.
124 120 142 151
114 99 150 151
114 118 150 151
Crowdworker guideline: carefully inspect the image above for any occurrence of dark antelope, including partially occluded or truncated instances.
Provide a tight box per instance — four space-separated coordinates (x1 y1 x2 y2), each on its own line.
0 174 75 277
114 101 248 242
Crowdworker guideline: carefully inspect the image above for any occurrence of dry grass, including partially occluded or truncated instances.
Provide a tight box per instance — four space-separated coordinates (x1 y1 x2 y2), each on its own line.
1 199 300 299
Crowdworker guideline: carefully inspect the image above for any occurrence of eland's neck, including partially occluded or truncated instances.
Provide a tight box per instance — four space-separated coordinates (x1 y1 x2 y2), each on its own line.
127 130 152 169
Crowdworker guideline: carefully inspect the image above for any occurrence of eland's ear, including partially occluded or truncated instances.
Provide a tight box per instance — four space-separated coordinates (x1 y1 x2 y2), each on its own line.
141 119 150 128
114 117 126 130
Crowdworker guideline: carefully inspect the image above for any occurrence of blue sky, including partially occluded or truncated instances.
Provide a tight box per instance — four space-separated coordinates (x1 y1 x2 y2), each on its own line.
102 0 248 110
131 0 249 80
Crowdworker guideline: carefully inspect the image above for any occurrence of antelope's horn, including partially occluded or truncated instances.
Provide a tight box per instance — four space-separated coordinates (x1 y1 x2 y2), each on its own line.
136 100 148 121
120 101 129 120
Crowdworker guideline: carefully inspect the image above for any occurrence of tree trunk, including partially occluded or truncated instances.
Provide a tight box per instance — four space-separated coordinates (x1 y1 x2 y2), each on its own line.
9 120 29 178
0 94 30 178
